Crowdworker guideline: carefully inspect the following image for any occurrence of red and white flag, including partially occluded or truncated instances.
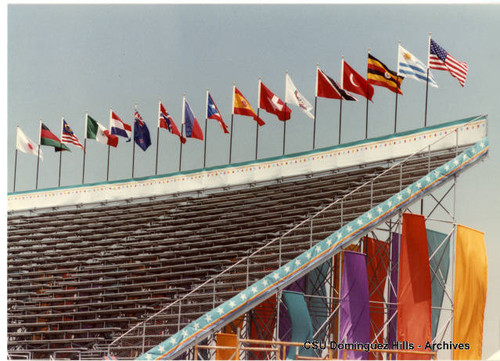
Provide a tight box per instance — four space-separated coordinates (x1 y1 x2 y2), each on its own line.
429 39 468 87
342 60 374 101
258 81 291 121
16 126 43 159
316 67 357 101
110 111 132 141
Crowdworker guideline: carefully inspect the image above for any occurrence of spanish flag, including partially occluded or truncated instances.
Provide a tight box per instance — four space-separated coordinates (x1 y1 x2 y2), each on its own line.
367 54 403 95
233 86 265 126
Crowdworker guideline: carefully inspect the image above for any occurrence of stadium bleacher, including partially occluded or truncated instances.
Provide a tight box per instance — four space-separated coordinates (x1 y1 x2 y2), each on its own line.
7 144 465 359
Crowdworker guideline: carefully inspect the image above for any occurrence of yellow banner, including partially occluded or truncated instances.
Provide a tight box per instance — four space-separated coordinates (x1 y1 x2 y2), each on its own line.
453 225 487 360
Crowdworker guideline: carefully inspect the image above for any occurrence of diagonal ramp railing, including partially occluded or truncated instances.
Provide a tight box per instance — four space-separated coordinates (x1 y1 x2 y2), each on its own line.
108 116 487 359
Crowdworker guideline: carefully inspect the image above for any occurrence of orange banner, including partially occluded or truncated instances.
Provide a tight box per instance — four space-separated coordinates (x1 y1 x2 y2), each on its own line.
397 213 432 360
453 225 487 360
216 333 238 360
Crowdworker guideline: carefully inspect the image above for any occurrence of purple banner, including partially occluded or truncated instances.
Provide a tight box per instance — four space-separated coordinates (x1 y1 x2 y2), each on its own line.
339 251 370 360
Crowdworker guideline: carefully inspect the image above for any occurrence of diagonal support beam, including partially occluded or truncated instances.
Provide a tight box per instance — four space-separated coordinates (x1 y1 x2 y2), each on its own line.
139 138 489 361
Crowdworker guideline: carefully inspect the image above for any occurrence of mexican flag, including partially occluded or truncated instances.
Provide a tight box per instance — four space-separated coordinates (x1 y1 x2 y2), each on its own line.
86 114 118 147
40 123 70 152
16 127 43 159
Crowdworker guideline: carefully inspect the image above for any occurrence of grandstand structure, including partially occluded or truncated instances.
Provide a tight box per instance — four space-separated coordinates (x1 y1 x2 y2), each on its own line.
7 115 488 360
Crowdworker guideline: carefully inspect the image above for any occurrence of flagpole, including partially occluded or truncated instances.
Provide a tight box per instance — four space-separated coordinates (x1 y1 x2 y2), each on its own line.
283 71 288 155
36 119 41 190
204 89 209 168
256 77 261 160
229 83 235 164
424 32 432 127
13 125 19 192
155 99 161 175
179 94 185 171
313 64 319 149
394 41 401 133
338 99 343 144
82 111 88 184
339 58 345 145
365 48 371 139
58 115 63 187
107 108 111 181
283 104 287 155
132 103 137 178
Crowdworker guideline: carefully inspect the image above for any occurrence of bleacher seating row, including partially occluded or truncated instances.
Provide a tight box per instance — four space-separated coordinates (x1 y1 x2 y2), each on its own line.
7 147 462 359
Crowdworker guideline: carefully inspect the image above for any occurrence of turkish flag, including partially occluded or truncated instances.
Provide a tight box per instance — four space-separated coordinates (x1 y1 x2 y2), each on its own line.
259 81 291 121
342 60 374 101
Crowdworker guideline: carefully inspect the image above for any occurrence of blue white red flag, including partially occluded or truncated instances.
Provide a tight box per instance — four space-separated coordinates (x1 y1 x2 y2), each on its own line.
110 111 132 141
207 92 229 133
62 118 84 150
429 39 468 87
184 99 204 141
134 109 151 151
159 101 186 143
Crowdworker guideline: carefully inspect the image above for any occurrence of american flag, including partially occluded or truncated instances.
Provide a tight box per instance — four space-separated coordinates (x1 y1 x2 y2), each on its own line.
429 39 468 87
61 119 84 150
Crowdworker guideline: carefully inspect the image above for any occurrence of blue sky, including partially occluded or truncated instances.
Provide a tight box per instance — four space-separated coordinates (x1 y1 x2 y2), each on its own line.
6 3 500 357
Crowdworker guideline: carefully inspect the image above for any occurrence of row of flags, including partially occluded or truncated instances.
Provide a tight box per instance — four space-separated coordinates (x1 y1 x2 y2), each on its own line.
15 38 468 162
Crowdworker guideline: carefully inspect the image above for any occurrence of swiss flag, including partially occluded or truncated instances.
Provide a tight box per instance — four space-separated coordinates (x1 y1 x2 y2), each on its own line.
258 81 291 121
342 60 374 101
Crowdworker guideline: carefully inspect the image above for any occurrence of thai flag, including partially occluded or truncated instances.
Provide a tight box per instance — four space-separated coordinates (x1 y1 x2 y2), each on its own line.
110 111 132 141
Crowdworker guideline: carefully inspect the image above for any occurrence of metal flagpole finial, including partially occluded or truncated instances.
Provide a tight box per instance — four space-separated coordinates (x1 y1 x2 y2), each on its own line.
285 70 288 74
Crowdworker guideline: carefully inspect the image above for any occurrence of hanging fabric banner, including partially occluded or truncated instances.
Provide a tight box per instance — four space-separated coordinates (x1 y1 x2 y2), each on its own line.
282 291 315 359
453 225 487 360
365 237 389 359
339 251 370 360
215 333 237 360
388 232 400 347
397 214 432 360
426 229 450 339
306 260 330 342
249 295 276 360
279 276 306 341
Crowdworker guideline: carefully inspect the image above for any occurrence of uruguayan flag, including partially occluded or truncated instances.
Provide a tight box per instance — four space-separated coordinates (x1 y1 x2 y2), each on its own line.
398 44 438 88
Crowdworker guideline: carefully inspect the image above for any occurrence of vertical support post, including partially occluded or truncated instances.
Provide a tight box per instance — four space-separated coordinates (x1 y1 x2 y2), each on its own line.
177 300 182 332
340 199 344 227
155 102 161 176
213 278 216 309
370 180 374 209
279 236 283 268
246 255 250 288
236 328 241 361
276 289 281 343
141 322 146 353
310 218 314 248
